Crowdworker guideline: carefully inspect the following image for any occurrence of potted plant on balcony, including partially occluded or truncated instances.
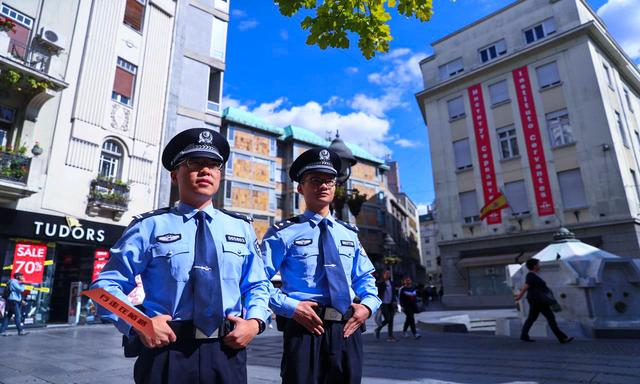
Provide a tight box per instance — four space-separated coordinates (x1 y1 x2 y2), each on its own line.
0 144 31 183
347 188 368 217
87 176 130 220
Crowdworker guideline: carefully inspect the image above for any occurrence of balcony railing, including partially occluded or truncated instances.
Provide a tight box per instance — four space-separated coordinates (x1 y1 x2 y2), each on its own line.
87 177 130 210
0 150 31 184
7 40 51 74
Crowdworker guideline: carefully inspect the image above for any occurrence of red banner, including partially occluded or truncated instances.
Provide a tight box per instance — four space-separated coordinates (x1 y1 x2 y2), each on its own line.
12 243 47 284
92 249 110 282
512 66 555 216
82 288 154 339
468 84 501 224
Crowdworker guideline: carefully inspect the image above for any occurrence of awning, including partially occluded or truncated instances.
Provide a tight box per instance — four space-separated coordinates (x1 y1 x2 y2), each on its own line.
458 253 528 268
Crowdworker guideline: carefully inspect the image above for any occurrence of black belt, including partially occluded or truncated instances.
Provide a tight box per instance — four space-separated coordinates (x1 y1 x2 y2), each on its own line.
314 305 354 322
168 319 234 340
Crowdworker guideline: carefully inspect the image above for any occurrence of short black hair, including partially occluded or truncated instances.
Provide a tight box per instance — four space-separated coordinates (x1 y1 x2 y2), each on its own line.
14 272 23 278
525 258 540 270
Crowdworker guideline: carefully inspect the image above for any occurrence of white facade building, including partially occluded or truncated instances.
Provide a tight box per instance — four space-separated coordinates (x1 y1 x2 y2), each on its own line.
417 0 640 307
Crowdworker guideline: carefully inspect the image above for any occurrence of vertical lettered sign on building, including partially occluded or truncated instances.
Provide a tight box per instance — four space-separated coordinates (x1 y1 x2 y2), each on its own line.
468 84 501 224
512 66 555 216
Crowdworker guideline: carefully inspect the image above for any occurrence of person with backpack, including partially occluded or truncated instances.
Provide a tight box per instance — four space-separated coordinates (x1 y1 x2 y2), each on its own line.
1 272 28 336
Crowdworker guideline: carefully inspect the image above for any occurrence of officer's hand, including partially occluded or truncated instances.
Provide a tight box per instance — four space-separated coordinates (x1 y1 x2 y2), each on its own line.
343 303 369 339
293 301 324 335
223 315 259 349
136 314 176 349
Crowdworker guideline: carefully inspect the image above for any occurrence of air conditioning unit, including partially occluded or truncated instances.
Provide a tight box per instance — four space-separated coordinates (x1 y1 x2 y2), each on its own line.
38 27 64 51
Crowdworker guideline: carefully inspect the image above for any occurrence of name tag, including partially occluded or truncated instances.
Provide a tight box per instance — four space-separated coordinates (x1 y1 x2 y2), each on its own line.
225 235 246 244
340 240 355 247
294 239 312 246
156 234 181 243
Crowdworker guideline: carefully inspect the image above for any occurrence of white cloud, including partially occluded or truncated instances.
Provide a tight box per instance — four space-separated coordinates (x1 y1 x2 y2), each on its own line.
597 0 640 60
380 48 411 61
238 19 259 31
243 98 392 157
323 96 343 108
394 139 422 148
349 91 406 117
222 95 245 110
345 66 359 74
231 9 247 18
367 51 426 88
416 204 430 215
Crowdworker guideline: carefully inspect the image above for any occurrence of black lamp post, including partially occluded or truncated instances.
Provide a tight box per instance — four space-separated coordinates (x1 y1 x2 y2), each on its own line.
329 132 359 220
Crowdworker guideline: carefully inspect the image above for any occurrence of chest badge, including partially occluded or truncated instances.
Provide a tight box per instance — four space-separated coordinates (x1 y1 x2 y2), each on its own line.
225 234 246 244
294 239 312 246
340 240 355 247
156 234 181 243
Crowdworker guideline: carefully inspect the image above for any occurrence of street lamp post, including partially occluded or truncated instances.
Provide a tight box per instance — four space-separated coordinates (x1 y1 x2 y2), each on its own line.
382 234 400 279
329 132 359 220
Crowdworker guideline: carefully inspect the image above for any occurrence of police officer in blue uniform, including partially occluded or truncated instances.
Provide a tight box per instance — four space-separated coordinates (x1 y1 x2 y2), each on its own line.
261 148 381 384
92 128 270 384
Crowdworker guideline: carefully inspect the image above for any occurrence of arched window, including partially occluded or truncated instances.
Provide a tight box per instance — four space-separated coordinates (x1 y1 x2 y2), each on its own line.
99 139 123 179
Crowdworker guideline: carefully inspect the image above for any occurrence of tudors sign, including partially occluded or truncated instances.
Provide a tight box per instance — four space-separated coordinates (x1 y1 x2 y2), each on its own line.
0 208 125 245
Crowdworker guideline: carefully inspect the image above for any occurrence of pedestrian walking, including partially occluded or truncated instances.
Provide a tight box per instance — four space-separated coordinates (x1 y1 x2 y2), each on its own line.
91 128 271 384
515 258 574 344
399 276 421 339
374 270 397 342
260 147 381 384
0 272 29 336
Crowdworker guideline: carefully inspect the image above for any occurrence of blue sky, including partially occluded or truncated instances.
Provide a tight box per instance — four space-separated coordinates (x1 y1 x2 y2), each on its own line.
223 0 638 213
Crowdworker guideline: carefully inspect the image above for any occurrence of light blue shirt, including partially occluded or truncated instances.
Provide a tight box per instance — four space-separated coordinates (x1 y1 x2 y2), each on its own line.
6 279 25 301
260 209 381 318
91 202 271 336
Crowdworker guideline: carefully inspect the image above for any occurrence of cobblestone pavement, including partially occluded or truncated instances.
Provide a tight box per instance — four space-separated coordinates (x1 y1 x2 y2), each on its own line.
0 316 639 384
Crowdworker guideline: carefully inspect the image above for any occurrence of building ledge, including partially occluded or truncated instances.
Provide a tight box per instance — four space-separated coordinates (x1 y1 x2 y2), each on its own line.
0 179 38 202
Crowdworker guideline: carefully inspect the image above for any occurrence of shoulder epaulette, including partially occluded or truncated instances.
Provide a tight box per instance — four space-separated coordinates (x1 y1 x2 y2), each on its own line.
337 220 359 233
131 207 171 223
273 215 302 231
219 208 253 223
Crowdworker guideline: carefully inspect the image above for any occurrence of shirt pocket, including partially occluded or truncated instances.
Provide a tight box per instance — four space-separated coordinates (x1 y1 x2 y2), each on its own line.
151 242 191 282
338 245 355 275
221 242 249 280
289 245 319 278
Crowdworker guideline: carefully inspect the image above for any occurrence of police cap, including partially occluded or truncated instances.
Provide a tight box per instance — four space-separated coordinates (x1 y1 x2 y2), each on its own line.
161 128 230 171
288 147 342 182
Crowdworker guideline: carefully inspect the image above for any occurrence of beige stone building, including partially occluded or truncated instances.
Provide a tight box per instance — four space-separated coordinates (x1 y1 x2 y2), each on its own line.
220 107 424 280
417 0 640 307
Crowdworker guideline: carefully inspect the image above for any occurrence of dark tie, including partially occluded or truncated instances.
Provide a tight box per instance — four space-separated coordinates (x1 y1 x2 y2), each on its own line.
193 211 223 336
318 218 351 314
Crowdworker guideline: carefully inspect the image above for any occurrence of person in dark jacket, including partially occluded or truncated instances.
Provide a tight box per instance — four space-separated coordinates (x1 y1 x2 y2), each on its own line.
515 258 574 343
399 277 421 339
374 270 397 341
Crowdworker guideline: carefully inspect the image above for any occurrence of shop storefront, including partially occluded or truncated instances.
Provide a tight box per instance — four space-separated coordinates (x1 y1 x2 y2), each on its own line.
0 208 125 328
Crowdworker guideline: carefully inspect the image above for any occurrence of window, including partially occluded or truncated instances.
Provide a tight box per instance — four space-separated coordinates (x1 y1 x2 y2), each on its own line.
439 58 464 80
504 180 529 215
447 96 465 120
112 58 137 106
603 64 613 87
453 139 472 170
1 4 33 56
479 39 507 64
270 138 277 157
489 80 509 105
269 190 276 211
276 194 285 210
225 153 234 175
459 191 480 223
497 126 519 160
227 126 235 146
210 17 227 60
546 109 574 147
124 0 145 32
557 169 587 209
207 69 222 113
536 62 561 89
631 170 640 204
616 111 629 148
99 140 124 179
523 18 556 44
624 89 634 113
225 180 232 204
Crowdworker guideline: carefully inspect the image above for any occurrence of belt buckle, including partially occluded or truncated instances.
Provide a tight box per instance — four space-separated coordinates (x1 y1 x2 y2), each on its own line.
194 327 220 339
324 307 343 321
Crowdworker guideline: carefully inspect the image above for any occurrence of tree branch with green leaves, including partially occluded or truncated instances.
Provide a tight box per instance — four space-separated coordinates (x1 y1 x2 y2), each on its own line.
275 0 433 59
